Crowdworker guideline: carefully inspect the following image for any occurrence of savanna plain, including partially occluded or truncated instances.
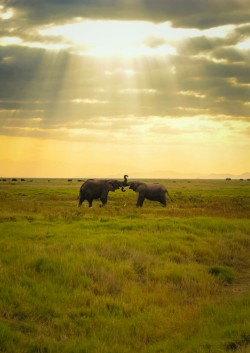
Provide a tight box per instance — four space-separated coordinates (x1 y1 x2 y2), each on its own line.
0 178 249 353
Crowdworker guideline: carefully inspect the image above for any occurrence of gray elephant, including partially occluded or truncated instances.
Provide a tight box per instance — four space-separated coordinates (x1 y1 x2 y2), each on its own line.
128 181 172 207
78 175 128 207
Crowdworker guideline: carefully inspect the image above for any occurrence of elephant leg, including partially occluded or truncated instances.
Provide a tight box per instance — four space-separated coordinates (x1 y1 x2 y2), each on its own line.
100 198 107 207
100 192 108 207
136 193 145 207
87 198 93 208
160 195 166 207
78 197 85 207
158 194 166 207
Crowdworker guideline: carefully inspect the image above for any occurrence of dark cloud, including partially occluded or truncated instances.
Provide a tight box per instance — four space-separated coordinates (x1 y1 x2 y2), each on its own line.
3 0 250 28
0 47 69 101
212 48 246 63
177 37 228 56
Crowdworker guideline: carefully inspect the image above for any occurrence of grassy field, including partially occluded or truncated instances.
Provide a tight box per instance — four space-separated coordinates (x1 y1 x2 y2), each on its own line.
0 178 249 353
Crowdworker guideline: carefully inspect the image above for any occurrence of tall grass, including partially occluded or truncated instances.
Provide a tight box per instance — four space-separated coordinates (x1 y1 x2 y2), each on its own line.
0 179 249 352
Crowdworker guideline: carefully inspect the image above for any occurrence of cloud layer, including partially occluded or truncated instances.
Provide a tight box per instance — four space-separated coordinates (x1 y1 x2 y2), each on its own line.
0 0 249 176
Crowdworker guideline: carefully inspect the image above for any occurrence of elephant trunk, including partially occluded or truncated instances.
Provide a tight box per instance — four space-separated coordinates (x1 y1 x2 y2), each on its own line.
123 174 129 186
120 175 129 192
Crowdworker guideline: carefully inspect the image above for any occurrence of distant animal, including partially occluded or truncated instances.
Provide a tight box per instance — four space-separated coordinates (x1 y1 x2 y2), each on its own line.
128 181 172 207
78 175 128 208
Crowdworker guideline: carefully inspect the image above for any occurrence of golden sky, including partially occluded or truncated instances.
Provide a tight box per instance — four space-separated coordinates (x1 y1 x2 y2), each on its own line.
0 0 250 178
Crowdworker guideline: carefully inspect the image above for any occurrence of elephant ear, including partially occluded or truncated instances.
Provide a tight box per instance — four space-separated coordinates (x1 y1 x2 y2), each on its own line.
134 184 141 191
107 181 118 192
129 182 140 191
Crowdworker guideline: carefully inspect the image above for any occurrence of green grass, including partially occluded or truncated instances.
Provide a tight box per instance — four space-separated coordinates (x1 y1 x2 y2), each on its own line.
0 178 249 352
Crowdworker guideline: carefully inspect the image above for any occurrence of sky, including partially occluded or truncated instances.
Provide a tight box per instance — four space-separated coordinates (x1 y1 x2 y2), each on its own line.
0 0 250 179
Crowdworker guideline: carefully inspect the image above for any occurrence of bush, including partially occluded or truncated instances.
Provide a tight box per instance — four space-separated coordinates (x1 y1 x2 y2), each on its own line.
208 265 236 284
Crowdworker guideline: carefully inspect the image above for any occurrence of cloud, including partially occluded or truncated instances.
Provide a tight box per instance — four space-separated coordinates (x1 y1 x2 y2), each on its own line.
2 0 250 29
0 1 249 146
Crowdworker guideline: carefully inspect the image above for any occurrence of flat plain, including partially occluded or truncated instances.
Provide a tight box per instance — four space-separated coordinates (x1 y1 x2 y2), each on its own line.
0 178 249 353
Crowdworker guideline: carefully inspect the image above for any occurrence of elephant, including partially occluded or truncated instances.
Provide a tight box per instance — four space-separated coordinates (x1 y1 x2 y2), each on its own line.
128 181 172 207
78 175 128 207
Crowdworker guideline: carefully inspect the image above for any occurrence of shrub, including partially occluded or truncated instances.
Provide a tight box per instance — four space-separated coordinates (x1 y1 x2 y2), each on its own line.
208 265 236 284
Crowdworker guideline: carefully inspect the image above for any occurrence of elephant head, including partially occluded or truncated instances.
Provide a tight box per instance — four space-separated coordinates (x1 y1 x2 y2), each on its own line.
107 179 122 192
128 181 142 191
